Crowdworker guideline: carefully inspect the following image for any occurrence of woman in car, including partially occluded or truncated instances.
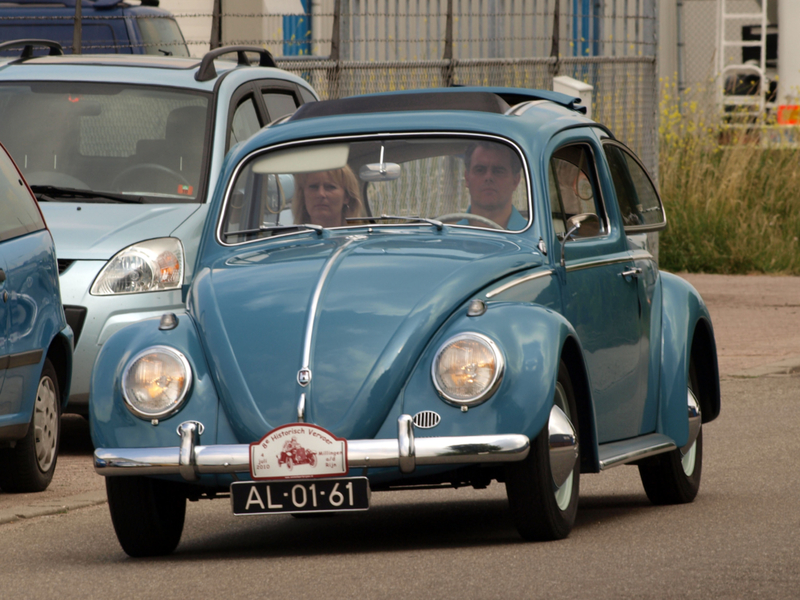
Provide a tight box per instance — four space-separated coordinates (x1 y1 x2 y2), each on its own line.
292 166 364 228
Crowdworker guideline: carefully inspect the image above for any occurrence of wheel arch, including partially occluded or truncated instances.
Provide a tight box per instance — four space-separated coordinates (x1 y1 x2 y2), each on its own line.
560 334 600 474
46 329 73 409
690 317 720 423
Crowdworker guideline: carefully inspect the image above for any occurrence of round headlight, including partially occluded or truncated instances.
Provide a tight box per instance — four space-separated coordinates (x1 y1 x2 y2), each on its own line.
91 238 184 296
432 332 504 406
122 346 192 419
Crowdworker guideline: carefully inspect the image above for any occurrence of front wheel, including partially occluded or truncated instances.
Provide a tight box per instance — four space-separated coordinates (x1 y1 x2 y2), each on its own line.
505 360 580 541
0 358 61 493
106 476 186 557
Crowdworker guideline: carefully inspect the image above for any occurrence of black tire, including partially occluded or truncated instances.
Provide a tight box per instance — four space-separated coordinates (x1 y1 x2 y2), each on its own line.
106 476 186 557
505 360 580 541
638 361 703 505
0 358 61 493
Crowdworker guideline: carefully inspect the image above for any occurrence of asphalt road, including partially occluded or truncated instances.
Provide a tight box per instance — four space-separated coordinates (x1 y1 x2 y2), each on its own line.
1 274 799 598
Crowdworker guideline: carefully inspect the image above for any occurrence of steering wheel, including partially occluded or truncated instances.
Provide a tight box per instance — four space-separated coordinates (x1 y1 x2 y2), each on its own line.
436 212 504 230
111 163 190 192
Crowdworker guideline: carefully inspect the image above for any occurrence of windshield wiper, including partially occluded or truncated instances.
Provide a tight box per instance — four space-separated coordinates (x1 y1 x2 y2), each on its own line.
31 185 145 204
348 214 443 230
222 223 325 238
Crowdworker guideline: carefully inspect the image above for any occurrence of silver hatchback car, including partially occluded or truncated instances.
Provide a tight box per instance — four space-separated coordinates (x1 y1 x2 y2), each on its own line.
0 40 317 414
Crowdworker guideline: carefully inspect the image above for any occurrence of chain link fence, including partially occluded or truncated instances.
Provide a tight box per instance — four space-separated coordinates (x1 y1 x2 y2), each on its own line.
0 1 658 178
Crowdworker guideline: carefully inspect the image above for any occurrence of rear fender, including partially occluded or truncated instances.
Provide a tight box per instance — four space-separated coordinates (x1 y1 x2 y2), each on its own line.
659 272 721 447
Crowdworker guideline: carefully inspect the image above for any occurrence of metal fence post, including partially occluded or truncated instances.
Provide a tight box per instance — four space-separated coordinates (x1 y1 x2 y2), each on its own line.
210 0 222 50
550 0 560 76
329 0 342 99
72 1 82 55
443 0 454 86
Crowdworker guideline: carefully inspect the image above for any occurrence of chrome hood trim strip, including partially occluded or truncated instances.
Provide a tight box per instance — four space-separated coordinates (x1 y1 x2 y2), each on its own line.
299 236 364 387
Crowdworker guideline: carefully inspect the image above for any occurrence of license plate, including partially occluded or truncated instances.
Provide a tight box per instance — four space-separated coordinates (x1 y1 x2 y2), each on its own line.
231 477 370 515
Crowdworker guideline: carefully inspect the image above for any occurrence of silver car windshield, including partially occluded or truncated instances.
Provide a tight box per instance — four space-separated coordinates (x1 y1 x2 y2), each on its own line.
0 82 210 203
221 136 530 244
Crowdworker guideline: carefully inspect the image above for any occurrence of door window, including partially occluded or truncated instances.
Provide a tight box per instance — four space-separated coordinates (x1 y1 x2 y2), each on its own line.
228 96 262 152
262 92 299 122
548 144 604 238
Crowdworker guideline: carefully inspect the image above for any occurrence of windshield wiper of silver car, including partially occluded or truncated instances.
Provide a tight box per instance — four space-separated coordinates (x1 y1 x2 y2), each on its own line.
348 214 444 230
31 185 145 204
222 223 325 238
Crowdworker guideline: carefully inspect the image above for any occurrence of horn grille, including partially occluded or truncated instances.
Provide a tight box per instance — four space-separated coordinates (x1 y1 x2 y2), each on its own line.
412 410 441 429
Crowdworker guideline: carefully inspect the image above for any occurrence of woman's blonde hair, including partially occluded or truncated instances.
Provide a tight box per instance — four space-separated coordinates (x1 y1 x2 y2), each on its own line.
292 166 364 226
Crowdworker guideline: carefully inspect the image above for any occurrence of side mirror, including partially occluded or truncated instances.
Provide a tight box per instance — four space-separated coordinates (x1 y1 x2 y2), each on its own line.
560 213 599 267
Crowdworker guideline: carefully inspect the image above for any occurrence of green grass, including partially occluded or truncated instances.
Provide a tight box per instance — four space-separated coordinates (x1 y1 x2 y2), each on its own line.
657 85 800 274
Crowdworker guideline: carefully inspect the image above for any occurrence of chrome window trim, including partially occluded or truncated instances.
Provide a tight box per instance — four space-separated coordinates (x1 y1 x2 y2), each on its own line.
431 332 505 407
121 345 193 420
485 269 554 298
216 131 534 247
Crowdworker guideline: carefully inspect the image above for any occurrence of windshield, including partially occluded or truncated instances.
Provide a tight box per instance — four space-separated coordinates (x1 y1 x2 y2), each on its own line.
0 82 210 203
221 136 530 244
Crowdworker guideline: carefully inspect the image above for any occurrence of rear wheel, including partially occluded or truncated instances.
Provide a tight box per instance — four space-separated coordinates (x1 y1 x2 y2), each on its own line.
0 359 61 493
505 360 580 541
638 361 703 504
106 476 186 557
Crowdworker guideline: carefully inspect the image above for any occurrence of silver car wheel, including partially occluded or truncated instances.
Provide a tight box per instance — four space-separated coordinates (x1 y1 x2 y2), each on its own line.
33 375 59 473
552 381 576 511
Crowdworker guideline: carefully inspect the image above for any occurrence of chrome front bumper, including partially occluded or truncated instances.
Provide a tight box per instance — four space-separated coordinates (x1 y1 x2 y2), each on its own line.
94 416 531 482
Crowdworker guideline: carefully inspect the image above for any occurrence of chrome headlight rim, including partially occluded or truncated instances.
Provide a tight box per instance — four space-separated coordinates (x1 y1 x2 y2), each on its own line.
121 345 193 420
431 332 505 407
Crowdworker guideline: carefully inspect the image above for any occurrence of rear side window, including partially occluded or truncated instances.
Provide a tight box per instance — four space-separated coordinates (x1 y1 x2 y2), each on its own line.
603 143 666 230
263 92 299 121
0 148 44 242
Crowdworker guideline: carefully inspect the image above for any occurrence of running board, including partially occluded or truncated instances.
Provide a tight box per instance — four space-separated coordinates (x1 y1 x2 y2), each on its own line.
598 434 677 470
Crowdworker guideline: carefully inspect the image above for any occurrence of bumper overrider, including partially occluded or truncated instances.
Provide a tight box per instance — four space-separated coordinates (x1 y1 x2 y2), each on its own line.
94 416 532 481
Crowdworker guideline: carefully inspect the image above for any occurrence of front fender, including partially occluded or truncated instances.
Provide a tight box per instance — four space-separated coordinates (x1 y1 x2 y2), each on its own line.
89 314 222 453
395 302 598 455
659 272 720 447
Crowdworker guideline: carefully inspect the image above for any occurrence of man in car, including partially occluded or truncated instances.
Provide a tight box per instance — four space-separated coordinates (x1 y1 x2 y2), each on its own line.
462 141 527 230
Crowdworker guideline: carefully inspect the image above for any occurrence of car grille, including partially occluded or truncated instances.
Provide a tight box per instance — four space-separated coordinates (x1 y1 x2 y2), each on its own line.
57 259 74 275
63 306 87 346
412 410 441 429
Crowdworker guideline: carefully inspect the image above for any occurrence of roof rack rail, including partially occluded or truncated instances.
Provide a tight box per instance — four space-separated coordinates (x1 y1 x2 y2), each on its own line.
0 39 64 61
195 45 277 82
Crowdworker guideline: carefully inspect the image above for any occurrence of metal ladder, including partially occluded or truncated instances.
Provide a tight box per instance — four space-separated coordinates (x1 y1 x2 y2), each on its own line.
716 0 769 121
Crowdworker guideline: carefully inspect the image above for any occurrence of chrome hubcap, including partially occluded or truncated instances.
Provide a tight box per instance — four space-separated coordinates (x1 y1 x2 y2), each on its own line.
680 388 701 476
33 375 58 473
549 382 578 510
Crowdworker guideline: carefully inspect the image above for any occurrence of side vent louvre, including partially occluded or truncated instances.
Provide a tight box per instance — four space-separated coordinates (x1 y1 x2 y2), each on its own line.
412 410 441 429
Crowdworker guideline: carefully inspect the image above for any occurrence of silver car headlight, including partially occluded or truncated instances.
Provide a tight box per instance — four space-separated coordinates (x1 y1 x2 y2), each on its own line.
122 346 192 419
91 238 184 295
432 332 504 407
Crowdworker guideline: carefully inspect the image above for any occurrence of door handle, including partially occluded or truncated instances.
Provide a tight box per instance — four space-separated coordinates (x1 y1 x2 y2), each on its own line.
620 267 642 279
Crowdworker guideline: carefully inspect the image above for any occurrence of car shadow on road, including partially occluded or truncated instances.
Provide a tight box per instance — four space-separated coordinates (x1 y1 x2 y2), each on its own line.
148 488 658 561
60 415 94 455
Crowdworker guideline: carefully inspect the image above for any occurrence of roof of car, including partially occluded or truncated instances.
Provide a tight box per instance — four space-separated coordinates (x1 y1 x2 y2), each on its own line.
0 43 308 90
230 87 602 168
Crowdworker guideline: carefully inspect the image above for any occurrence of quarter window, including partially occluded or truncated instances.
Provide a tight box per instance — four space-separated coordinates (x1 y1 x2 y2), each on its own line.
604 144 665 229
263 92 299 122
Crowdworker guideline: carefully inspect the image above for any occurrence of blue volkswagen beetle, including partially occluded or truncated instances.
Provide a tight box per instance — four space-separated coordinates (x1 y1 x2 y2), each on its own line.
91 88 720 557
